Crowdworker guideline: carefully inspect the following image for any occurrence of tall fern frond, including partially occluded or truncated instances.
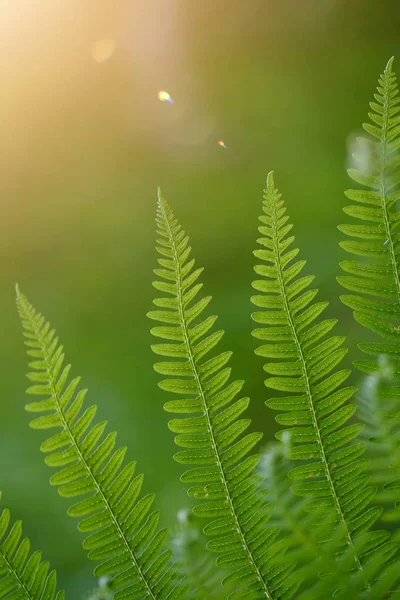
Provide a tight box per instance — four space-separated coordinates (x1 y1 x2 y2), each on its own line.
0 491 65 600
338 56 400 534
250 173 394 585
149 190 297 600
171 509 227 600
16 287 186 600
357 357 400 526
338 57 400 366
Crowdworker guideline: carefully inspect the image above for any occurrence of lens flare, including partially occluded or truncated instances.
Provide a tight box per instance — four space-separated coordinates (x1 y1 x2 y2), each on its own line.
158 90 174 104
218 140 227 149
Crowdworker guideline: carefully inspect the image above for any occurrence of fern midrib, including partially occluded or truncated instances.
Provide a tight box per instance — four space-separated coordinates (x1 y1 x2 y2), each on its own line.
269 201 366 577
0 548 35 600
160 200 274 600
379 73 400 303
26 304 158 600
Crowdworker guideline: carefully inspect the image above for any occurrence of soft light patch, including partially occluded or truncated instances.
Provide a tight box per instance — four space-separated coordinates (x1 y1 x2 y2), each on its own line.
158 90 174 104
91 39 116 63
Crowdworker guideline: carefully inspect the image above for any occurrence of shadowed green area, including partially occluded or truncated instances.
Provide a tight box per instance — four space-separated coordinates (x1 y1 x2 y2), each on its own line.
1 0 399 594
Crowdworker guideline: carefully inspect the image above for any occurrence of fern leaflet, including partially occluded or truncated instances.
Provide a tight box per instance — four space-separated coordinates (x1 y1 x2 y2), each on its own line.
0 491 65 600
250 172 394 585
149 190 296 600
16 287 186 600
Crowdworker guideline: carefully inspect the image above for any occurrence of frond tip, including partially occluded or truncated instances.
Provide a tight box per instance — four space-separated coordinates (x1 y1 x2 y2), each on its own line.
0 491 65 600
16 289 187 600
149 190 297 600
338 56 400 363
251 173 394 587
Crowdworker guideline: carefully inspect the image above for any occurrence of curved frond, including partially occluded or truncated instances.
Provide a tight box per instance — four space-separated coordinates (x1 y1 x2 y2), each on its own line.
338 57 400 362
250 173 393 586
16 288 186 600
0 491 64 600
149 191 297 600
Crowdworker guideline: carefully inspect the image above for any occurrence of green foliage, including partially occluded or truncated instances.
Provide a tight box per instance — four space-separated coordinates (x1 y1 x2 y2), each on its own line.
148 191 296 599
338 57 400 534
16 288 186 600
357 358 400 529
0 491 64 600
258 437 322 560
338 57 400 362
85 577 114 600
171 508 227 600
250 172 394 583
2 56 400 599
259 440 400 597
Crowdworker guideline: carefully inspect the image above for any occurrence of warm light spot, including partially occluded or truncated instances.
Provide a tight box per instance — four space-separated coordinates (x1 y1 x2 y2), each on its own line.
157 90 174 104
218 140 227 149
91 39 116 63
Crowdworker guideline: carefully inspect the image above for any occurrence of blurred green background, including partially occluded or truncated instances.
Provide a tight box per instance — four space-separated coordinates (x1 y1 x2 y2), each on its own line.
1 0 399 594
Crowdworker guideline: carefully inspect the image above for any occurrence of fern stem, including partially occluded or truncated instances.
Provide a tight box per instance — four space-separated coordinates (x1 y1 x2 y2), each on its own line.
23 296 158 600
269 195 367 579
379 59 400 303
158 195 274 600
0 551 35 600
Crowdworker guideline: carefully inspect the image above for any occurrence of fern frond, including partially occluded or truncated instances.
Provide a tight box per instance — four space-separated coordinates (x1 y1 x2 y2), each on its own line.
338 57 400 362
298 545 400 599
149 190 297 600
250 173 393 585
357 357 400 525
171 509 227 600
16 287 186 600
0 491 65 600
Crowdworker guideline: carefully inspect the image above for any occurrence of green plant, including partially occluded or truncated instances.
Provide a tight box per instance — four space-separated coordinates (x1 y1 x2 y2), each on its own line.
3 57 400 599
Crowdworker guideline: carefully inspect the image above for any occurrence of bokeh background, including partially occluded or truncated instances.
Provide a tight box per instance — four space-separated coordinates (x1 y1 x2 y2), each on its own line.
1 0 399 594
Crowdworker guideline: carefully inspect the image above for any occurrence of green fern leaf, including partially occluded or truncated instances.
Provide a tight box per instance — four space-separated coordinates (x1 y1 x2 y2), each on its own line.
338 56 400 536
258 438 369 596
251 173 393 585
0 491 65 600
149 190 297 600
338 57 400 361
298 546 400 599
16 287 186 600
